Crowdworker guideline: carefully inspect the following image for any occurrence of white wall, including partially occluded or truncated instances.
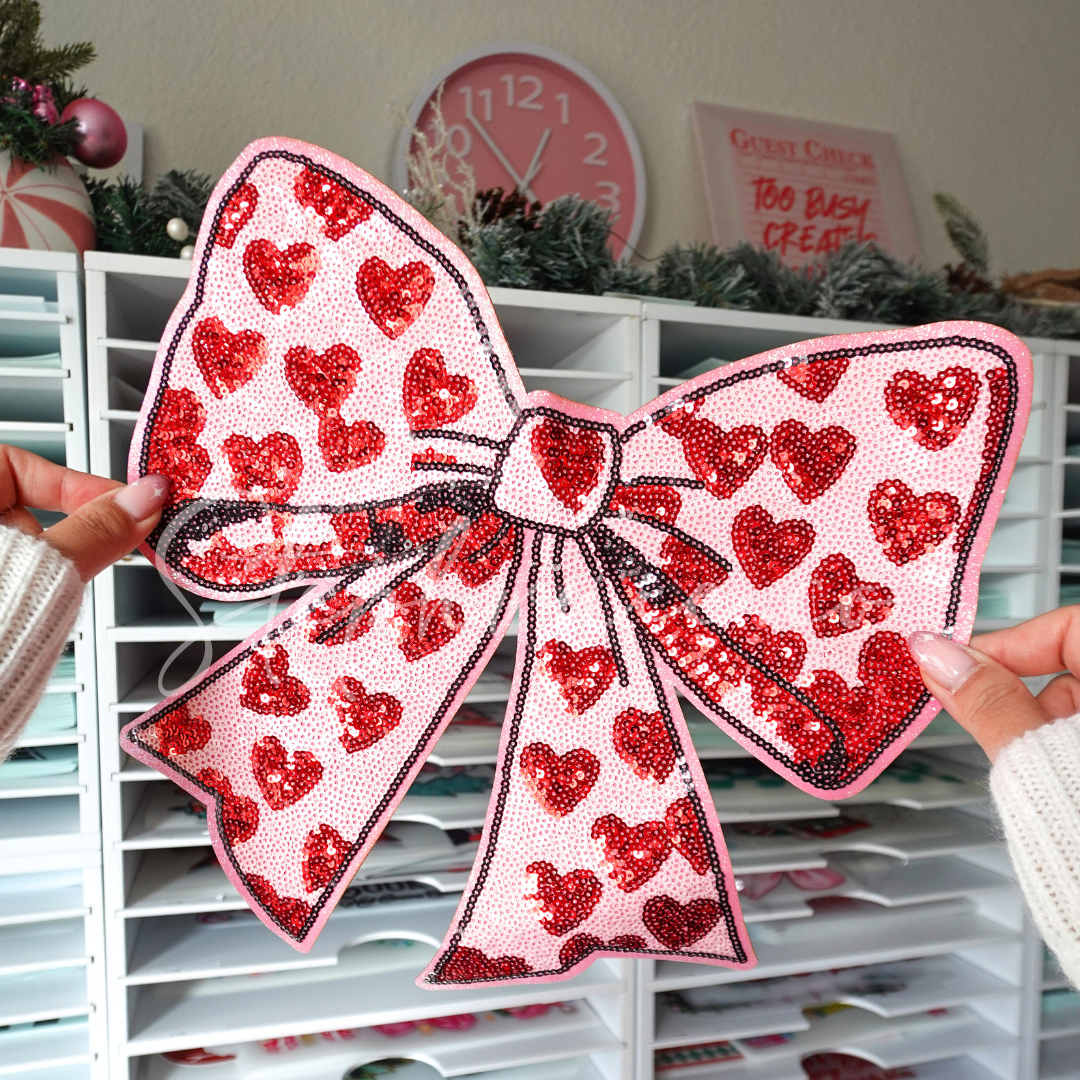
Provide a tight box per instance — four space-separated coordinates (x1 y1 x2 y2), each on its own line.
43 0 1080 274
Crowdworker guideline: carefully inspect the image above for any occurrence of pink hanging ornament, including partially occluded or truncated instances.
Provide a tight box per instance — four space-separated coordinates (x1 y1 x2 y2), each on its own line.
30 85 58 126
60 97 127 168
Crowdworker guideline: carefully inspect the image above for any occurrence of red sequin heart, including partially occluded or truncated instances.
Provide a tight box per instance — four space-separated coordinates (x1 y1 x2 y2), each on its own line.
643 895 721 949
198 767 260 844
285 343 360 416
155 704 211 756
591 813 672 892
559 933 648 967
808 553 894 638
356 257 435 339
293 166 372 240
859 630 925 725
317 414 385 472
392 582 464 662
191 316 268 398
524 861 602 936
519 743 600 817
732 504 815 588
439 946 532 983
307 590 373 645
660 536 728 600
538 640 616 715
243 239 319 314
612 708 675 785
530 419 605 513
771 693 836 767
885 366 980 451
665 797 711 875
770 419 855 503
805 669 877 755
778 356 850 402
248 873 312 937
215 182 258 249
868 479 960 565
328 675 402 752
725 615 806 719
679 419 766 499
240 644 311 716
403 348 478 431
148 389 211 499
222 432 303 502
431 512 516 589
609 483 682 523
251 735 323 810
302 823 350 892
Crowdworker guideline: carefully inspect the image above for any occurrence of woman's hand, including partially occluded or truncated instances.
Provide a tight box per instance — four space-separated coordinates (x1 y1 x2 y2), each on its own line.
909 607 1080 761
0 444 168 582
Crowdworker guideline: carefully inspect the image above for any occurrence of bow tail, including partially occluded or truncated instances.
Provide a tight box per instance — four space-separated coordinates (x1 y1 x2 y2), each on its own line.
421 531 754 988
121 533 524 952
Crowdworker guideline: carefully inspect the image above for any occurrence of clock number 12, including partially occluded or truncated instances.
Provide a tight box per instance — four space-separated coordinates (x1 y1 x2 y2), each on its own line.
500 74 544 110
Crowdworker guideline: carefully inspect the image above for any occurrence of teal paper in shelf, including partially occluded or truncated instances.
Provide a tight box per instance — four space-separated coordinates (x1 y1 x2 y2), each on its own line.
678 356 728 379
1061 582 1080 607
22 693 75 733
0 294 46 312
1063 539 1080 566
0 352 62 368
199 599 280 628
0 744 78 777
976 584 1010 619
51 652 76 682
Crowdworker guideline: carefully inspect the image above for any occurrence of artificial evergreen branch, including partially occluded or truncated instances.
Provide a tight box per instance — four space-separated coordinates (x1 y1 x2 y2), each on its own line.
0 95 75 165
85 169 213 257
933 192 990 276
0 0 93 87
652 243 756 309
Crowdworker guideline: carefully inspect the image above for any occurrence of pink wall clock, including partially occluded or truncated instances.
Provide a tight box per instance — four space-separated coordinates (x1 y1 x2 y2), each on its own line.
394 42 646 259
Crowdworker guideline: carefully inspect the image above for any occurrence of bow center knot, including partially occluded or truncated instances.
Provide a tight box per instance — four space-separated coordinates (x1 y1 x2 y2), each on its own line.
492 411 617 530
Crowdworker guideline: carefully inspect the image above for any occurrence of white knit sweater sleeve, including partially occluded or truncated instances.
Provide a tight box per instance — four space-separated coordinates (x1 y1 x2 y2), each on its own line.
990 712 1080 987
0 525 84 762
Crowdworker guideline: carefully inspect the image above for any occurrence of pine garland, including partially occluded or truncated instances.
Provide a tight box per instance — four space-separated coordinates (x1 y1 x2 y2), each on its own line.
456 191 1080 340
84 170 213 257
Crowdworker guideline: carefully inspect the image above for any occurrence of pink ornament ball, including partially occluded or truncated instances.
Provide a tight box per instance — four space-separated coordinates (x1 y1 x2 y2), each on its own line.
61 98 127 169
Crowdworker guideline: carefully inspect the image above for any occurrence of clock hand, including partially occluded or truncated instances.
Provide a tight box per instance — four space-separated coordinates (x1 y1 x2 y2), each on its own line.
463 106 539 202
521 128 551 193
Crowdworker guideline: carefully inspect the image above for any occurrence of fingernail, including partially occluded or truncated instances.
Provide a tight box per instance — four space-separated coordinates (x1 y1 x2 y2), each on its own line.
907 631 979 693
114 474 170 521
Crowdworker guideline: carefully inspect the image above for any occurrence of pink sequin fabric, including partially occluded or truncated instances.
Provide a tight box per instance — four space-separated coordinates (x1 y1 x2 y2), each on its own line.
121 138 1032 987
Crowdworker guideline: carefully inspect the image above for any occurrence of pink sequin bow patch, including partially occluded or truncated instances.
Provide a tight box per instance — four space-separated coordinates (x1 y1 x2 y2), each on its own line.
121 138 1032 988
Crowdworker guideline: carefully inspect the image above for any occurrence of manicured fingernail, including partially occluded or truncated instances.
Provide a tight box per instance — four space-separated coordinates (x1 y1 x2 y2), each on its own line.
114 474 170 521
907 631 979 693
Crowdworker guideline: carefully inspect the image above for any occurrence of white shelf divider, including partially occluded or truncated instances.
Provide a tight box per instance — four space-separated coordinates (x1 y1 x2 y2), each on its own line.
0 247 105 1080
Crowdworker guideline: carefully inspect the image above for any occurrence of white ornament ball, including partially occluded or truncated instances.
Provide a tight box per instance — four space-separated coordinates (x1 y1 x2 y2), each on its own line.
179 245 195 260
166 217 190 242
